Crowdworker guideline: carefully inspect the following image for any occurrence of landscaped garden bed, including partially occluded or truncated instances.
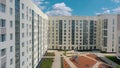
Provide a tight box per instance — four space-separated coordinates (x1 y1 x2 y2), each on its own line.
106 56 120 65
39 58 53 68
45 52 55 56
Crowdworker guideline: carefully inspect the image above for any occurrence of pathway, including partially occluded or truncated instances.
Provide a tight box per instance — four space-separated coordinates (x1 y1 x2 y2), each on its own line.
94 53 118 68
52 51 61 68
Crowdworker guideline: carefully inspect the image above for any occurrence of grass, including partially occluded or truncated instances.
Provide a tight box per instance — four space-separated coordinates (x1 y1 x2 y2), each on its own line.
45 52 55 56
63 51 67 56
40 58 53 68
106 56 120 65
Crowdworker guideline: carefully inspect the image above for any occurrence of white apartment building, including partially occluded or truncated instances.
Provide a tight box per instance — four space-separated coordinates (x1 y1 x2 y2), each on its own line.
0 0 120 68
0 0 15 68
48 15 120 53
48 16 98 51
117 15 120 59
0 0 48 68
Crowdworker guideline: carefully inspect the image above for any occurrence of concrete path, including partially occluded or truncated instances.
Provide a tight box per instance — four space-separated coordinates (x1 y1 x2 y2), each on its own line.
92 62 101 68
63 56 77 68
52 51 61 68
94 53 118 68
43 56 54 58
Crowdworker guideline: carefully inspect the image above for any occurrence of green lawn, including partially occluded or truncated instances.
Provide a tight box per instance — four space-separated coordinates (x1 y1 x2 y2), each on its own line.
40 58 53 68
106 56 120 65
45 52 55 56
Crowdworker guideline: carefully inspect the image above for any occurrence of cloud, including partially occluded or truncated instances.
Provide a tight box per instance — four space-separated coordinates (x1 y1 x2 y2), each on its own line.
112 7 120 13
95 8 110 15
33 0 49 10
95 13 101 15
111 0 120 3
102 7 108 10
103 10 110 14
46 2 72 16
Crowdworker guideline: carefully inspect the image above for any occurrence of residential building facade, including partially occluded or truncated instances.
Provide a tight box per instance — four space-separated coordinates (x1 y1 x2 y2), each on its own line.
0 0 120 68
117 15 120 59
0 0 48 68
48 15 119 53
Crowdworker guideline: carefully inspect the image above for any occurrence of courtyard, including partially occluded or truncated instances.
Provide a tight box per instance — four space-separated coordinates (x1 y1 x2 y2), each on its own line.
39 50 120 68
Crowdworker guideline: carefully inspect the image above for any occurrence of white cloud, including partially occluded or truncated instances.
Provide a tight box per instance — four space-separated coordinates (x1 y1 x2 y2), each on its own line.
112 7 120 13
102 7 108 10
33 0 49 10
103 10 110 14
46 2 72 16
112 0 120 3
95 13 101 15
95 10 110 15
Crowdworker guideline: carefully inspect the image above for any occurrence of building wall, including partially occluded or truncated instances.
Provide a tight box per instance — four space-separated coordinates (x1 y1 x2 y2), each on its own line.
98 15 117 52
48 15 118 53
117 15 120 59
0 0 120 67
19 0 48 68
0 0 48 68
0 0 15 68
48 16 99 50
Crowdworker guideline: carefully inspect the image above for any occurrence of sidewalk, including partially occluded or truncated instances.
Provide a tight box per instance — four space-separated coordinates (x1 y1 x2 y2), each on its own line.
94 53 118 68
63 56 77 68
52 51 61 68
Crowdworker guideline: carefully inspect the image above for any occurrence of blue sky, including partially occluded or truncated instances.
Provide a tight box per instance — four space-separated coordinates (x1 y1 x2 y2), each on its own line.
33 0 120 16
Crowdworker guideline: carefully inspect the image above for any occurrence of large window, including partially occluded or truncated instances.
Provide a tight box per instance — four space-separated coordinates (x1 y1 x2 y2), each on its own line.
103 37 107 47
10 58 13 65
0 34 6 42
10 20 13 28
0 19 6 27
104 19 108 29
10 8 13 15
10 33 13 40
22 3 24 10
1 48 6 56
0 3 5 13
10 46 13 52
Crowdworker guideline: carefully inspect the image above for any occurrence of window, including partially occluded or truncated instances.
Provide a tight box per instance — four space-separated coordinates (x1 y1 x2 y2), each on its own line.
22 42 24 47
10 33 13 40
0 19 6 27
10 0 13 3
10 20 13 28
22 13 24 19
0 34 6 42
22 33 24 38
1 48 6 56
22 52 24 56
119 37 120 44
10 8 13 15
0 3 6 12
22 3 24 10
10 58 13 65
1 59 6 68
22 61 24 66
104 19 108 29
22 23 24 28
10 46 13 52
104 30 107 36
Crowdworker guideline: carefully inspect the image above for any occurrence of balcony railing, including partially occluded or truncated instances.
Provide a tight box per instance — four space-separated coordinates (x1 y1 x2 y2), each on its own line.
0 27 6 34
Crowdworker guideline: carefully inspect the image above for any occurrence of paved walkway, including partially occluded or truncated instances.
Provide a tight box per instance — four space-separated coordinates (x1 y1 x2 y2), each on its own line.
52 51 61 68
63 56 77 68
43 56 54 58
94 53 118 68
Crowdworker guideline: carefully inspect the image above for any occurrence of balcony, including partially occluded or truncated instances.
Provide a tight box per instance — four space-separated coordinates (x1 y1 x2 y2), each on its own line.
0 27 6 34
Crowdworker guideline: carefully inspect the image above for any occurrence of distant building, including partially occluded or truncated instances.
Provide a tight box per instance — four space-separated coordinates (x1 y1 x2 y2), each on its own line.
48 15 120 54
